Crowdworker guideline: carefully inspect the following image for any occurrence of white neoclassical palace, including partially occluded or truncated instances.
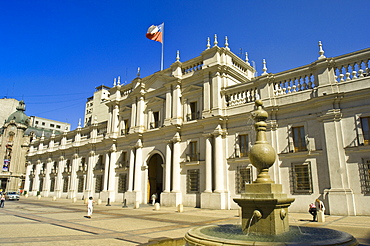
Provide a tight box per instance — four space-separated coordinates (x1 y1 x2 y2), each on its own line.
25 38 370 215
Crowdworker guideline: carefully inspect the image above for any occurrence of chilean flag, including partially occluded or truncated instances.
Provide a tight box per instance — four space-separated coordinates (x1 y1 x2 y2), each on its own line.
146 23 164 43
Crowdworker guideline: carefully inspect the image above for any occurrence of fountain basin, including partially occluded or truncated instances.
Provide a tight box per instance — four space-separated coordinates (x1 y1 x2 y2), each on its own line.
184 224 358 246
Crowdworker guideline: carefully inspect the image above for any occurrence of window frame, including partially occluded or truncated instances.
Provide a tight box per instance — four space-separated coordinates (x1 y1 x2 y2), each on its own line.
235 165 253 194
291 161 313 194
187 169 200 194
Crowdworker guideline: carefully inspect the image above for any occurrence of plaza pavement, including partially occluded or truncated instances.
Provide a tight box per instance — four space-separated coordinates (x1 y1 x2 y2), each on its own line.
0 196 369 245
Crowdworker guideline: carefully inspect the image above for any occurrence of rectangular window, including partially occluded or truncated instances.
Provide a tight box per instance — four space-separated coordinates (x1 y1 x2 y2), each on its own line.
189 101 198 120
50 178 55 192
236 166 253 194
291 162 312 194
50 124 55 127
188 141 198 161
121 119 129 135
56 125 61 129
118 173 127 193
95 175 103 193
153 111 160 128
42 122 45 126
292 126 307 152
239 134 249 157
359 159 370 194
39 178 43 191
361 117 370 145
78 176 84 192
187 169 200 193
63 177 68 192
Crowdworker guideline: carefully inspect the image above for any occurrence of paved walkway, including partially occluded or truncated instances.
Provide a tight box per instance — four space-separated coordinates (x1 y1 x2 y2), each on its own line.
0 196 369 245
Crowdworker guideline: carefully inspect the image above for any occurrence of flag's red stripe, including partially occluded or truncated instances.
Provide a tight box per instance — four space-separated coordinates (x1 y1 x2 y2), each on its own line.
146 32 162 43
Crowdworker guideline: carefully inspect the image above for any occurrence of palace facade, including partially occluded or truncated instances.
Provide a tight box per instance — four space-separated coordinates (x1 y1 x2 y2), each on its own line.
25 39 370 215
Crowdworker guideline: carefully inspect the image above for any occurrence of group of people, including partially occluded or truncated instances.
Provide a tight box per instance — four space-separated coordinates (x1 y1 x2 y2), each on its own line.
309 198 325 222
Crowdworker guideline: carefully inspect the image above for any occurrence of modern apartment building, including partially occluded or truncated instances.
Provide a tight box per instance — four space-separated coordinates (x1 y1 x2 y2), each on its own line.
84 85 111 127
25 39 370 215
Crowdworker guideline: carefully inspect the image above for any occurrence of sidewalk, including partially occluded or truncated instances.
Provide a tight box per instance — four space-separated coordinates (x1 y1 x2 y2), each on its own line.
0 196 369 245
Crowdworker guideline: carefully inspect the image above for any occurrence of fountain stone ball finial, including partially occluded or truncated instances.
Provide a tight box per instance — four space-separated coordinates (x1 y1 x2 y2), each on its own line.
249 100 276 183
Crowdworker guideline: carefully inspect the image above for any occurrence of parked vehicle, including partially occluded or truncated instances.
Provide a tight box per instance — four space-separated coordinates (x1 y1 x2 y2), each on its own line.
5 192 20 200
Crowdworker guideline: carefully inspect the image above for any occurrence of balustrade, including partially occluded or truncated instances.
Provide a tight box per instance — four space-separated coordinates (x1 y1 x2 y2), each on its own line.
226 87 259 107
274 74 315 96
182 62 203 74
334 59 369 82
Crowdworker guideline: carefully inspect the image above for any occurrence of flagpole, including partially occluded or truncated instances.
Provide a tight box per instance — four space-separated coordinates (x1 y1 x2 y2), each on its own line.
161 22 164 71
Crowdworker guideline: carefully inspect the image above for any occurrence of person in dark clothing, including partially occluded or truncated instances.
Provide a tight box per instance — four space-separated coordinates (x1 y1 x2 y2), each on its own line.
309 203 317 221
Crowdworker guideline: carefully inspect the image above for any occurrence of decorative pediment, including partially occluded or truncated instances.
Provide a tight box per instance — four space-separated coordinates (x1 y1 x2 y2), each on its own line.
182 84 203 95
146 96 165 105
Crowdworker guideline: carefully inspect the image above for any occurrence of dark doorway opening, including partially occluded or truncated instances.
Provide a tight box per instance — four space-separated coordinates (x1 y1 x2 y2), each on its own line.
147 154 163 204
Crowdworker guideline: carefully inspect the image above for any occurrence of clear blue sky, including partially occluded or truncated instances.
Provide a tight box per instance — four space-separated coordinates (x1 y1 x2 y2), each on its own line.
1 0 369 130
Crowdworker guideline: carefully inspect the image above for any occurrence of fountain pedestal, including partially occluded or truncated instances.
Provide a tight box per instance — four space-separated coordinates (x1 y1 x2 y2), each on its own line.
234 182 294 235
184 100 358 246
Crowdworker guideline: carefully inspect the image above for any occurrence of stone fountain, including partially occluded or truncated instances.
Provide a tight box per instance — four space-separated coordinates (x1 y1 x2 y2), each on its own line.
184 100 358 246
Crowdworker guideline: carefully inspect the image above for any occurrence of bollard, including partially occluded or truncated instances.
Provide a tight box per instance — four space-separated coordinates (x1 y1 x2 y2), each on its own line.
177 204 183 213
72 197 77 203
37 195 41 200
97 198 102 205
134 201 140 209
122 199 128 208
106 198 111 206
52 196 57 201
154 202 160 211
25 194 29 198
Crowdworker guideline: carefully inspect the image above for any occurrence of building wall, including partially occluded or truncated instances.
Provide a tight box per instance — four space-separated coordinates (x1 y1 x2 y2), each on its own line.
84 85 110 126
0 98 19 127
29 116 71 132
25 45 370 215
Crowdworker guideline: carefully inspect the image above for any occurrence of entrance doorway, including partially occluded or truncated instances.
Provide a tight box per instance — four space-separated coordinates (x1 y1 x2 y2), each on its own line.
147 154 163 204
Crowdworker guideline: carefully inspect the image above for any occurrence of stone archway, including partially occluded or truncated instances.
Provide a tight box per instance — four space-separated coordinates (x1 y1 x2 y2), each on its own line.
147 154 163 204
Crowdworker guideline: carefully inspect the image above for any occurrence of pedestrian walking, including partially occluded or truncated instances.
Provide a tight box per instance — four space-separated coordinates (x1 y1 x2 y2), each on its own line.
0 194 5 208
309 202 317 221
86 197 95 218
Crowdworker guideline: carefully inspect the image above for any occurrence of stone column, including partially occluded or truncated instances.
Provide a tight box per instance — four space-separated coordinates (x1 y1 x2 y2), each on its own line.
24 162 32 193
33 160 42 196
213 126 225 192
55 156 65 198
321 109 355 215
204 135 213 192
172 133 181 192
164 141 172 193
134 139 143 203
44 158 53 197
136 95 145 133
164 86 172 126
110 104 119 137
107 145 117 201
129 101 137 134
203 75 211 117
172 82 182 125
69 154 79 198
127 147 135 192
103 152 110 191
211 72 222 116
85 151 95 197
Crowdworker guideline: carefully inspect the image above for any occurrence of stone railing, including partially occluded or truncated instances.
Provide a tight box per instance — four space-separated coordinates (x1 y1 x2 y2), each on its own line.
225 86 260 107
182 57 203 74
120 84 133 98
333 48 370 82
273 66 315 96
